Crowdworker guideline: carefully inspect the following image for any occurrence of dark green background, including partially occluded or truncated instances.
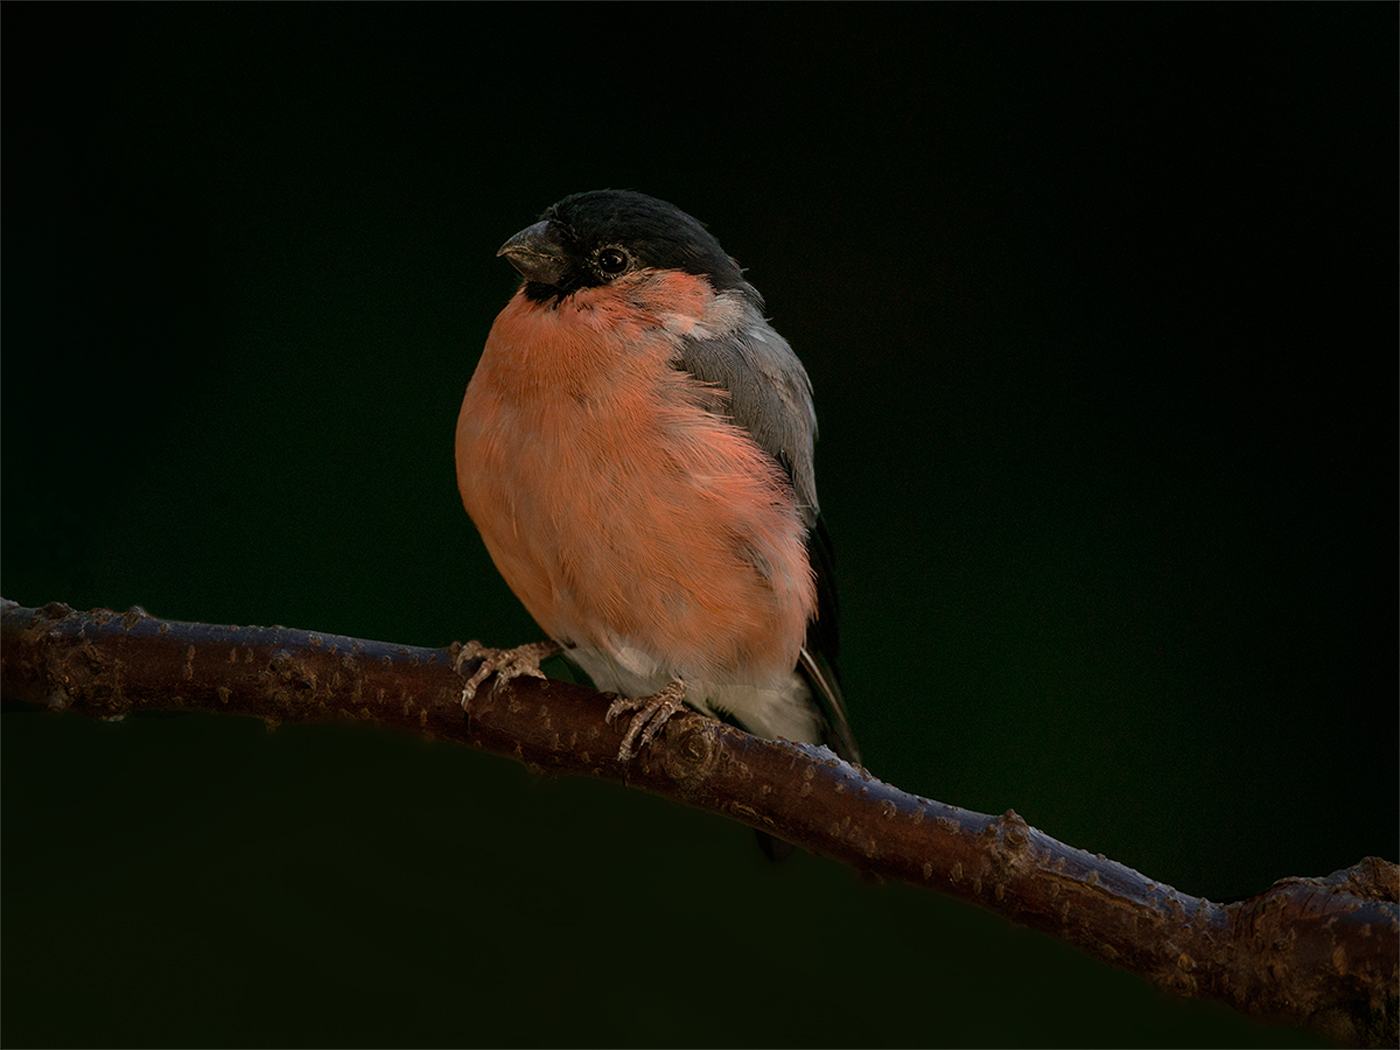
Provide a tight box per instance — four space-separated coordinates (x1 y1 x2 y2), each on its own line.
3 6 1394 1047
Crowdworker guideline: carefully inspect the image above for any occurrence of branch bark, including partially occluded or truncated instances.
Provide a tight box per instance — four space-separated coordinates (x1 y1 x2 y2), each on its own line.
2 598 1395 1047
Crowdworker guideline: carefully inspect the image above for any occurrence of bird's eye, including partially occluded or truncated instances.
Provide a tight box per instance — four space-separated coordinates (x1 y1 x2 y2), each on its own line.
597 248 629 275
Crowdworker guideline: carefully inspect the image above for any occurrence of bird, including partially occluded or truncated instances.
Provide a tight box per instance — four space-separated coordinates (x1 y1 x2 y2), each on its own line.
454 189 858 772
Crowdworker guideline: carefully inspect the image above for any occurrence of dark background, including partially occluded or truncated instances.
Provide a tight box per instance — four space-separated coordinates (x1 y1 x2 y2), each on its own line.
3 6 1394 1047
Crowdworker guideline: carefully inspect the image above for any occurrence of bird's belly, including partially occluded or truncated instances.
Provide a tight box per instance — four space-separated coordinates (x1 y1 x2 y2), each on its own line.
460 385 813 694
565 642 822 745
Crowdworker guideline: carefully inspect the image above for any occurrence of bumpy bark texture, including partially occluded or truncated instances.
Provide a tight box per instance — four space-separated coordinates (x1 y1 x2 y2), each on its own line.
3 599 1395 1047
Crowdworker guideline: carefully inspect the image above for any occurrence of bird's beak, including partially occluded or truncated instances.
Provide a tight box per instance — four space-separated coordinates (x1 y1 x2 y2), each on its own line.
498 220 569 286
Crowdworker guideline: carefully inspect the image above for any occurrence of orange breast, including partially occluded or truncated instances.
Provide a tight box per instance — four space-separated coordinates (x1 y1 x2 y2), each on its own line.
455 275 814 685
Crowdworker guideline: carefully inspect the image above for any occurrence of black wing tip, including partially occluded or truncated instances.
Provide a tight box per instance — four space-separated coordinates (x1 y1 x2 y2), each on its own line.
798 644 860 765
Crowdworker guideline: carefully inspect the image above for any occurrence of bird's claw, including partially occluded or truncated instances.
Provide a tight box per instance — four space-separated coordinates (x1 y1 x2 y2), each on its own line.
454 639 560 711
605 680 688 761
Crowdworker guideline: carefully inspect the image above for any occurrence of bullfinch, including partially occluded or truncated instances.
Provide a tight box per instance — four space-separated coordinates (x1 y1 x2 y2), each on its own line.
455 190 858 769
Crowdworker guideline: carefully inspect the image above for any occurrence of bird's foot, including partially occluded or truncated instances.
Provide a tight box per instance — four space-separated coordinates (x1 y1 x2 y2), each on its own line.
453 639 561 710
605 680 688 761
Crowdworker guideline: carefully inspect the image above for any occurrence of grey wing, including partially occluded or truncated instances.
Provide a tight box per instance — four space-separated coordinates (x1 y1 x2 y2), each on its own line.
676 294 820 526
677 293 859 764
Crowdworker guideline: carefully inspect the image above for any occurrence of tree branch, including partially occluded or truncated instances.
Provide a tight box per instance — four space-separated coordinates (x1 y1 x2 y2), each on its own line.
2 598 1395 1047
